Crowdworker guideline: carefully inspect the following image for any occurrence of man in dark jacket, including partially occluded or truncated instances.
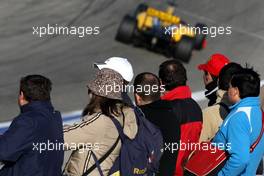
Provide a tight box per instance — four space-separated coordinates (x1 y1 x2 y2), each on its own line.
134 72 180 176
159 60 202 176
0 75 64 176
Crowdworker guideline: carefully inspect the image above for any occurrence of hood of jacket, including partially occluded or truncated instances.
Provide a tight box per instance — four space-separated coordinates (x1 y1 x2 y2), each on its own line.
120 107 138 139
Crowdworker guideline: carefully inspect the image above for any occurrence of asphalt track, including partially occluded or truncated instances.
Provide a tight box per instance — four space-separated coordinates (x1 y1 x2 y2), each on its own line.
1 0 264 124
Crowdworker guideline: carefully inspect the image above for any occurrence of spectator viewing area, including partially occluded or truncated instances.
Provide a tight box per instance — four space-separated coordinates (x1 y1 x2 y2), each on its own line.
0 0 264 176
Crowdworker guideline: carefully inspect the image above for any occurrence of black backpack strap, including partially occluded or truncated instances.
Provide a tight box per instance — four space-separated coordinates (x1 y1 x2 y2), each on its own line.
82 136 120 176
82 113 126 176
82 136 119 176
82 115 125 176
90 151 104 176
218 102 230 113
108 115 127 142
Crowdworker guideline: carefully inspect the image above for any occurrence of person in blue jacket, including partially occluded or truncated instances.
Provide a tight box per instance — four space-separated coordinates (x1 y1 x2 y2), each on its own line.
0 75 64 176
213 68 264 175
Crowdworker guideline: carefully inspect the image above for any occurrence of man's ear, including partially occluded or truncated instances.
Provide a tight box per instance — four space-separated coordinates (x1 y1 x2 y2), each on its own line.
18 91 28 106
134 93 143 106
235 87 240 98
159 79 163 86
19 91 24 99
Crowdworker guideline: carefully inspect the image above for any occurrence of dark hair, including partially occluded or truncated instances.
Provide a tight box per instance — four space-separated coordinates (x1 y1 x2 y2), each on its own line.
20 75 52 102
218 63 243 90
82 91 125 117
134 72 161 102
230 67 260 99
159 60 187 90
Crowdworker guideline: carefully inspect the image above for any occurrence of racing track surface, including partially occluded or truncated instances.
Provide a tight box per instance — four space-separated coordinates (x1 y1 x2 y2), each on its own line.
1 0 264 121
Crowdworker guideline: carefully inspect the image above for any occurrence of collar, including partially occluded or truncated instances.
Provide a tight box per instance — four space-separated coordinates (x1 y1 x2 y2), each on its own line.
139 99 172 109
20 101 54 113
205 79 218 97
161 86 192 100
230 97 260 110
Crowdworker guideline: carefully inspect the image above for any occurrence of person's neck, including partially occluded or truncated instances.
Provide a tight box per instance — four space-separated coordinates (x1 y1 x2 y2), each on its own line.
205 79 218 91
138 100 156 106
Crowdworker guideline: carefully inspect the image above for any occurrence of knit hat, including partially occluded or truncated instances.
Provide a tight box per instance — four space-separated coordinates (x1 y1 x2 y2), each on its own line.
87 68 124 100
198 53 230 77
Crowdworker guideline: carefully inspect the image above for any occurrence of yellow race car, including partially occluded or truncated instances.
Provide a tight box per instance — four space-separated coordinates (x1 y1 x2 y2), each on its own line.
116 3 207 62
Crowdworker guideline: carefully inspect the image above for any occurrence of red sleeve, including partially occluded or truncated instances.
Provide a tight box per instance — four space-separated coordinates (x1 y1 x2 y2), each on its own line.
174 121 202 176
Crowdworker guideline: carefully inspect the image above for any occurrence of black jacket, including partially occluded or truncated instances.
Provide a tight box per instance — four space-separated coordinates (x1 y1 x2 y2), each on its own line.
0 101 64 176
140 100 180 176
205 79 218 106
160 86 203 175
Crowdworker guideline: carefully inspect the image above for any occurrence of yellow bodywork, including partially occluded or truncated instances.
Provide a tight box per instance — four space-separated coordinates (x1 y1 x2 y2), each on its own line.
171 26 195 42
136 7 195 42
110 171 120 176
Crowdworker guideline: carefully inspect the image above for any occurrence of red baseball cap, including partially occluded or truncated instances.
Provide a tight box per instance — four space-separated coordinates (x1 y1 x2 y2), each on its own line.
198 53 230 77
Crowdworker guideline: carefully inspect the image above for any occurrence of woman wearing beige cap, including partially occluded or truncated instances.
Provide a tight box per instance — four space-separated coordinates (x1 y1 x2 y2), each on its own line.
63 68 138 176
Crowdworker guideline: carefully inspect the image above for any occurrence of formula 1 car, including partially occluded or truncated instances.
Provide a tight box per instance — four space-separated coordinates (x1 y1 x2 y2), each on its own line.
115 3 207 62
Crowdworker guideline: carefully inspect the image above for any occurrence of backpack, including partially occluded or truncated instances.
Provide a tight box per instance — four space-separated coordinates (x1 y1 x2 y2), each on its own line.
109 107 163 176
218 102 230 113
83 106 163 176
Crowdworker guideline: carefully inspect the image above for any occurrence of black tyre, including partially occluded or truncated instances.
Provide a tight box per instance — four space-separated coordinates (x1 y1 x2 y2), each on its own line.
172 36 193 62
115 15 137 44
194 23 207 50
134 3 148 17
180 20 187 25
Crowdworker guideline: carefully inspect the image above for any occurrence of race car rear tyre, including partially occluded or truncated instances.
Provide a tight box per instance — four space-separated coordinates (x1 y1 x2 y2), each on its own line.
194 23 207 50
173 36 193 62
180 20 187 25
115 15 137 44
134 3 148 17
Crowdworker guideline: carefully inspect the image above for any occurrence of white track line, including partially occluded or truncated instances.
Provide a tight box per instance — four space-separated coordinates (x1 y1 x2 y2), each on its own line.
0 80 263 129
0 122 12 129
0 111 82 129
193 80 264 102
62 110 82 119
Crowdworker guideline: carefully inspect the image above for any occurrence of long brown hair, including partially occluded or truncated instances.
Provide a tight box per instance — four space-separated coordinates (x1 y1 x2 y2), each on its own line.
82 91 125 117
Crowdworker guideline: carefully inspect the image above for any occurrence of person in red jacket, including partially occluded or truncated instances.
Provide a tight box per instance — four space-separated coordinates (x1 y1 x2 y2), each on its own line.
159 60 203 176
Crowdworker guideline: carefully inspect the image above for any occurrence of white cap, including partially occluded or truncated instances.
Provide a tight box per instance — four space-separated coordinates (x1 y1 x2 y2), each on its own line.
94 57 134 82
